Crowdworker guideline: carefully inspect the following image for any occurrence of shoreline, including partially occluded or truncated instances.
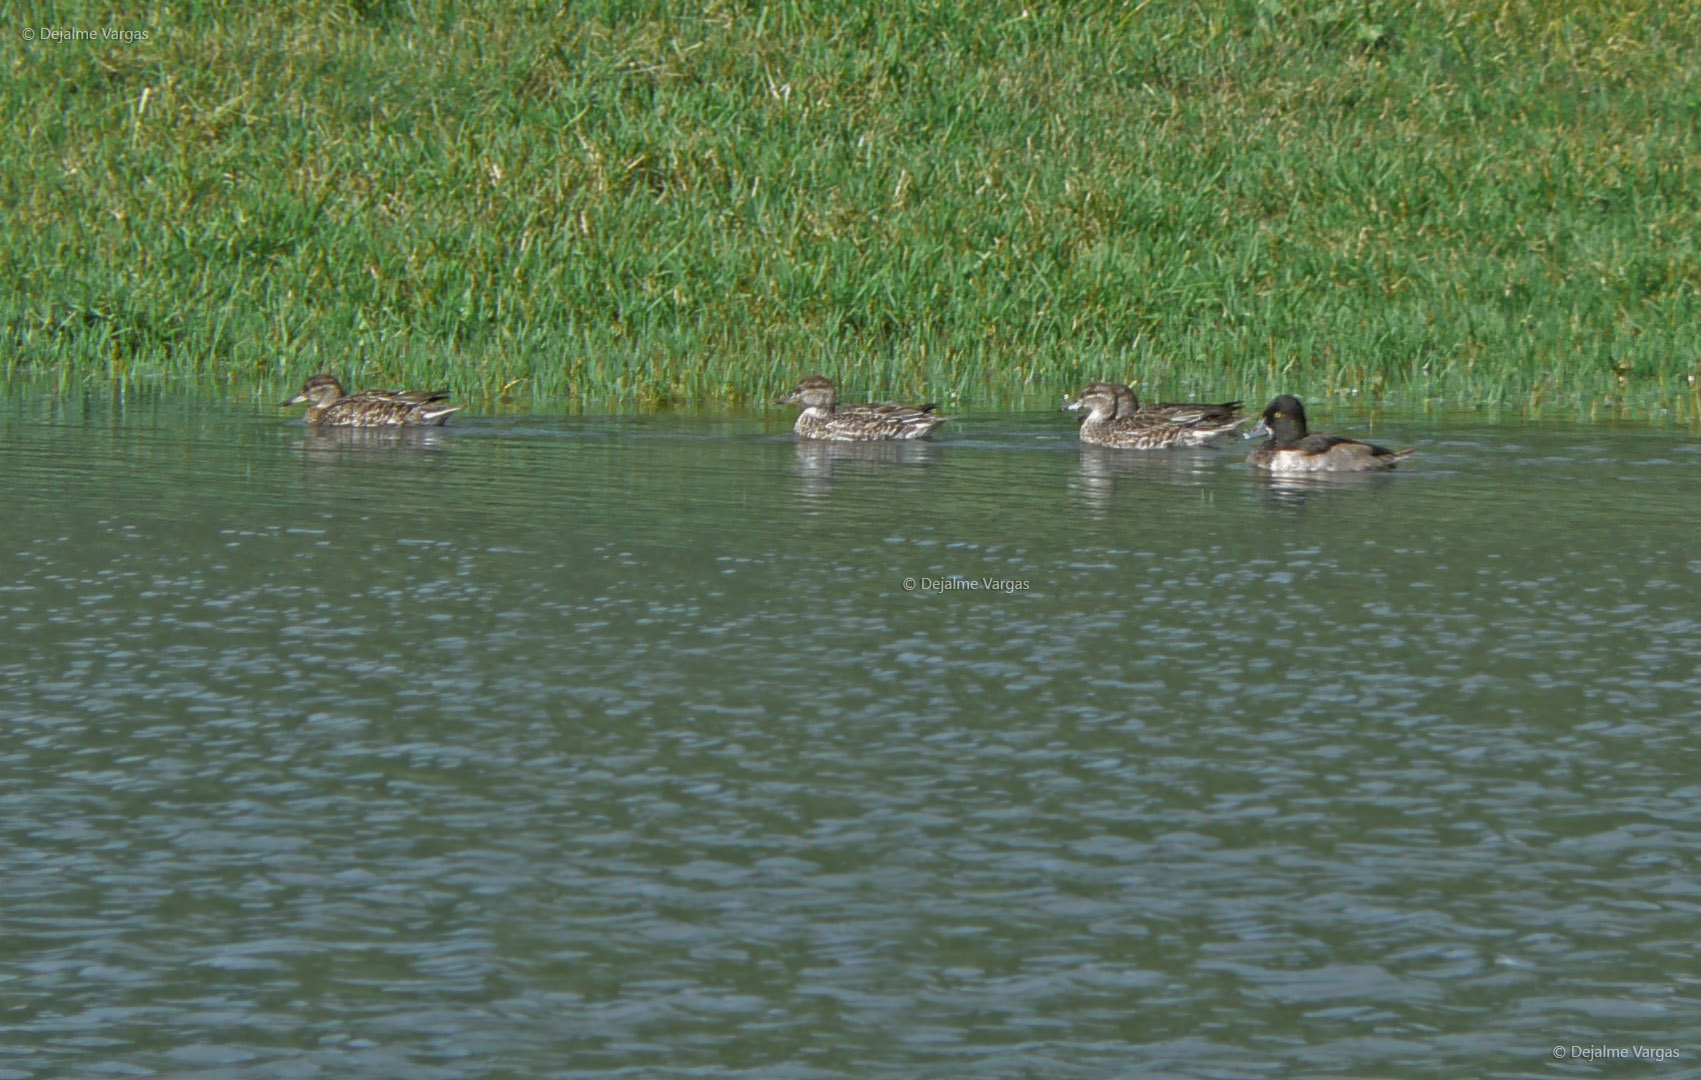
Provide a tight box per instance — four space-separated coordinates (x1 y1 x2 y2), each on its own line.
2 375 1698 428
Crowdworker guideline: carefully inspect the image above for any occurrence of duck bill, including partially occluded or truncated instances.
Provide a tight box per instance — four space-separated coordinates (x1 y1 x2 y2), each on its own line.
1243 419 1271 440
279 392 309 407
775 392 801 406
1059 397 1085 413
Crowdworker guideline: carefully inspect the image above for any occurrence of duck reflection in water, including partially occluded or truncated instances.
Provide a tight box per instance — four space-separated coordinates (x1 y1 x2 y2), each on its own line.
1252 468 1398 509
792 439 937 502
1071 443 1220 507
297 424 456 458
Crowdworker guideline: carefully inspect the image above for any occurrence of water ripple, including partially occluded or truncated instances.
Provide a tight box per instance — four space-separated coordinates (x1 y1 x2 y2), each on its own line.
2 404 1699 1077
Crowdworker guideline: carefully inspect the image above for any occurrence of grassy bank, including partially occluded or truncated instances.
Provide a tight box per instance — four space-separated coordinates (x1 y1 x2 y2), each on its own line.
5 0 1701 417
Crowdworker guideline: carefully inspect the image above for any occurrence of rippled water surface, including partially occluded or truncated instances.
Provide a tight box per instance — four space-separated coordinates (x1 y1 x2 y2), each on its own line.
3 396 1700 1079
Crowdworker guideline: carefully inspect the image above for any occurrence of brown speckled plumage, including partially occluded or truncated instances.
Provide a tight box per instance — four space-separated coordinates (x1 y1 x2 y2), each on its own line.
777 375 951 441
1061 381 1245 449
281 374 462 427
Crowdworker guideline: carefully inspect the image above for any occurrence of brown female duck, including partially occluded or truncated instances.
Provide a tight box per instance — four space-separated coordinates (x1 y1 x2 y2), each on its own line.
777 375 951 441
281 374 462 427
1061 380 1245 449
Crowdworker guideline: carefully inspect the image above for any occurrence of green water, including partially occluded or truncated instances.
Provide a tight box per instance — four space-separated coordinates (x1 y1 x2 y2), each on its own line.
2 396 1699 1079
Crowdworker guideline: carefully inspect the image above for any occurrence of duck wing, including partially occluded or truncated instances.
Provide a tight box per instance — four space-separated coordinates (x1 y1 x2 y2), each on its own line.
1297 433 1415 468
831 402 952 439
1082 411 1206 449
1142 400 1246 427
357 388 451 405
318 395 461 426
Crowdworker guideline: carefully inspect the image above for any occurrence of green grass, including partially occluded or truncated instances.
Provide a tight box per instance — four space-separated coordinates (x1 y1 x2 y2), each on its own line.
5 0 1701 419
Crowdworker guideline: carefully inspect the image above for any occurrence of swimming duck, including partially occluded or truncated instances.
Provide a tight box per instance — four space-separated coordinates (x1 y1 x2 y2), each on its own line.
1061 380 1245 449
1246 395 1414 472
280 374 462 427
777 375 951 441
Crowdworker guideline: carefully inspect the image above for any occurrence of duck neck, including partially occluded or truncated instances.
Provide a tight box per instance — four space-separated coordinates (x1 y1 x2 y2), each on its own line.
1078 400 1117 432
1269 417 1307 447
794 408 831 436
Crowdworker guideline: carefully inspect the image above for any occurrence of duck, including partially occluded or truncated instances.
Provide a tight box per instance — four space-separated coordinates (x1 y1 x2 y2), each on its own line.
777 375 951 441
1246 395 1414 472
1060 380 1245 449
280 373 462 427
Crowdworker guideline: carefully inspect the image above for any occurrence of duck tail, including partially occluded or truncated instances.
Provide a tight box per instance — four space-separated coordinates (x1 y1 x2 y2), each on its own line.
417 405 463 426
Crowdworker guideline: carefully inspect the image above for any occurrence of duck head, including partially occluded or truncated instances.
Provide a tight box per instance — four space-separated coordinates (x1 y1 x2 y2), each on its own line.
281 374 348 408
777 375 838 411
1110 381 1142 419
1061 380 1134 423
1248 395 1309 444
